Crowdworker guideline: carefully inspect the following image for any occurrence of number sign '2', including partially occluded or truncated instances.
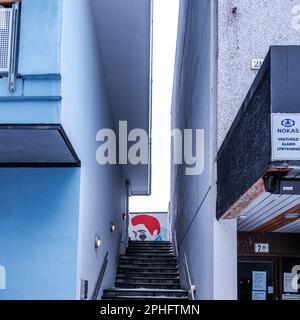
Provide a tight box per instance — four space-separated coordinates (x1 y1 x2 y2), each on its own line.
255 243 269 253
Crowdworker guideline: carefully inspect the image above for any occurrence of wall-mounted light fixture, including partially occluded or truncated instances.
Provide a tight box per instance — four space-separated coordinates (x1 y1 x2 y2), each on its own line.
94 235 102 249
110 223 116 232
284 213 300 220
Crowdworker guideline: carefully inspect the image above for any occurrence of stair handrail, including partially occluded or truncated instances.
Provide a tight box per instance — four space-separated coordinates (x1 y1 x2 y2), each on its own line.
113 230 124 288
91 251 109 300
173 230 179 257
183 253 195 300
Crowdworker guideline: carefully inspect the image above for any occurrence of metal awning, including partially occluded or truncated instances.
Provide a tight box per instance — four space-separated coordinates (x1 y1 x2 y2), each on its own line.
0 124 80 167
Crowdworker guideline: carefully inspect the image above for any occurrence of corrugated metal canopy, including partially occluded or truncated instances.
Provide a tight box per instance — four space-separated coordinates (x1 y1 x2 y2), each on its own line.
237 192 300 234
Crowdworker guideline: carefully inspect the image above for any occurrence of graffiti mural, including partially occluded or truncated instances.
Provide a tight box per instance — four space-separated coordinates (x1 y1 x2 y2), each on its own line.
129 212 169 241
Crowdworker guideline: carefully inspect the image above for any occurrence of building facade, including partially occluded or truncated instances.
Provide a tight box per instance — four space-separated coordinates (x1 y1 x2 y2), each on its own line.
0 0 152 300
171 0 300 300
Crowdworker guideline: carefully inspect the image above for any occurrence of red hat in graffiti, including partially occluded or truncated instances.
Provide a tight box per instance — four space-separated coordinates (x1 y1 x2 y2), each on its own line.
131 214 161 235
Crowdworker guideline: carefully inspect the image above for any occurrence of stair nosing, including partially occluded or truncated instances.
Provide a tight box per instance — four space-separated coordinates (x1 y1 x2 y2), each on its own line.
103 296 188 300
116 277 179 279
105 288 187 293
117 272 179 275
115 284 181 287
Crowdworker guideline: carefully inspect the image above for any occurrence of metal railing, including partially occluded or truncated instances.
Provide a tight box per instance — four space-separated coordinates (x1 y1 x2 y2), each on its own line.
91 251 109 300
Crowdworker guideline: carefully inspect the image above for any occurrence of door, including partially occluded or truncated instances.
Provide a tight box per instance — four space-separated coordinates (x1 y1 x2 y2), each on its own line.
238 258 277 300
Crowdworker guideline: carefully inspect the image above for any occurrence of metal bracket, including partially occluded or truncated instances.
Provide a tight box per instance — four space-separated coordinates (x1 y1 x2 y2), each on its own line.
80 280 89 300
8 2 20 92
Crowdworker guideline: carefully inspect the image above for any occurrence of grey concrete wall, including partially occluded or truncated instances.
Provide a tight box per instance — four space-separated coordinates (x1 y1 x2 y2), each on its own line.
217 0 300 148
171 0 238 300
172 0 300 300
171 0 215 300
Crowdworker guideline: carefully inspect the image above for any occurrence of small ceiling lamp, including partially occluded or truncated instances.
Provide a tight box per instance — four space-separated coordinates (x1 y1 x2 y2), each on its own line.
284 213 300 220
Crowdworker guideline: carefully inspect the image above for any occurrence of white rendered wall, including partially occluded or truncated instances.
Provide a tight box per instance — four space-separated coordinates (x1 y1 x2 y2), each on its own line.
213 219 237 300
61 0 126 299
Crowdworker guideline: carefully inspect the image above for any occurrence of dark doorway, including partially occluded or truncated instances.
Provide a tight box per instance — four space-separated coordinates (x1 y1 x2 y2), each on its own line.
238 258 277 301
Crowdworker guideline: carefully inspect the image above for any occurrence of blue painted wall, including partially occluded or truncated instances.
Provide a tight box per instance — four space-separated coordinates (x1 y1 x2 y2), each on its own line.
0 0 76 300
0 0 62 124
0 169 80 300
0 0 127 300
0 99 61 124
18 0 62 75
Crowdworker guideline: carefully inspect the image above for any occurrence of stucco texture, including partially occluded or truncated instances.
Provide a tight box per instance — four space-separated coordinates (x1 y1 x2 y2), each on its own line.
217 0 300 148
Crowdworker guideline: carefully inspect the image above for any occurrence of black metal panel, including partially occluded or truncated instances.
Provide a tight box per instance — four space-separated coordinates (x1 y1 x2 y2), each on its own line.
278 178 300 195
263 175 300 195
217 46 300 219
271 46 300 114
0 124 80 167
217 71 271 219
238 232 300 255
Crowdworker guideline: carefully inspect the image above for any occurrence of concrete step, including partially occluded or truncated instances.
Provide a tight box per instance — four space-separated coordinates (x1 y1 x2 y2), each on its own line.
101 240 188 300
119 258 178 264
127 246 172 249
128 240 172 246
126 248 173 254
118 263 178 269
119 255 178 262
103 288 189 298
119 255 178 264
117 272 179 279
125 251 174 256
118 267 178 273
118 264 178 270
116 277 180 285
127 247 173 251
102 295 189 301
129 241 172 245
119 261 178 267
115 282 181 289
128 243 173 249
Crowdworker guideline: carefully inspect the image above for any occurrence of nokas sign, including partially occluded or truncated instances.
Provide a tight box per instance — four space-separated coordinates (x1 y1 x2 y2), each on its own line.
271 113 300 161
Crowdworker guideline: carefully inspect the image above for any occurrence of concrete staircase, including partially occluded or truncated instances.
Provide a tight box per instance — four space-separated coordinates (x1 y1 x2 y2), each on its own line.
102 240 189 300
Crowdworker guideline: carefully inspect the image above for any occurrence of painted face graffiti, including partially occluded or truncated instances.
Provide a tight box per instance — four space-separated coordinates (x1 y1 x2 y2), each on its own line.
130 215 162 241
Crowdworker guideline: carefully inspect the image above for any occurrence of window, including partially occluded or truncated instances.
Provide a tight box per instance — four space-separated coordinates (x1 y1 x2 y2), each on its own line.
0 0 21 91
